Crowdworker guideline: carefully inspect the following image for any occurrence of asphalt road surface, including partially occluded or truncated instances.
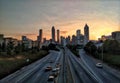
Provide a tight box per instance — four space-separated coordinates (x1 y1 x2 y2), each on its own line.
1 48 120 83
79 49 120 83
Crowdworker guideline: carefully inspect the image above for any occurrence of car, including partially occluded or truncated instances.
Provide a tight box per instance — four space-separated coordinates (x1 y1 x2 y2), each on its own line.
52 67 60 72
45 66 52 71
52 68 57 72
52 72 58 77
96 63 103 68
48 74 54 81
49 60 54 63
56 63 61 68
56 65 60 68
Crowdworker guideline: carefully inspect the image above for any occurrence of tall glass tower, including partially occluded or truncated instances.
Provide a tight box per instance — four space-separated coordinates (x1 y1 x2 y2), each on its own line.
57 29 60 43
52 26 55 42
84 24 89 44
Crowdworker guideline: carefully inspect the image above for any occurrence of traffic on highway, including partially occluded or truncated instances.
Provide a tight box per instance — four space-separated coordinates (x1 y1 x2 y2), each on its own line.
0 48 120 83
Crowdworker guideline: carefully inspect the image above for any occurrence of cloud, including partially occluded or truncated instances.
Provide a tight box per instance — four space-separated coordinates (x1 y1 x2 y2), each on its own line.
60 31 68 34
12 33 37 36
23 33 37 36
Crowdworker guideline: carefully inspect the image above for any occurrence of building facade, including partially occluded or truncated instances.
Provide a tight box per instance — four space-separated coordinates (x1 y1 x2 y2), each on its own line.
84 24 89 45
112 31 120 43
72 35 77 45
57 29 60 43
51 26 55 42
22 36 32 49
76 30 81 45
37 29 42 43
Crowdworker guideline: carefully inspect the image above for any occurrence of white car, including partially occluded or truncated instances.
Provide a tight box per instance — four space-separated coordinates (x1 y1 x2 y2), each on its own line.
96 63 103 68
48 75 54 81
52 68 60 72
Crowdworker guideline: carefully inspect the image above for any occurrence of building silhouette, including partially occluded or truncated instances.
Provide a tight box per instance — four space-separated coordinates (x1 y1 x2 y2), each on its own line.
57 29 60 43
76 29 81 45
51 26 55 42
37 29 43 48
72 35 77 45
112 31 120 43
66 35 71 44
22 36 32 49
84 24 89 44
37 29 42 43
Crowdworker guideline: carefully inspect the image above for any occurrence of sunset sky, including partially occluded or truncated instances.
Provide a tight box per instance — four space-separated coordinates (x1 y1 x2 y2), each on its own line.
0 0 120 40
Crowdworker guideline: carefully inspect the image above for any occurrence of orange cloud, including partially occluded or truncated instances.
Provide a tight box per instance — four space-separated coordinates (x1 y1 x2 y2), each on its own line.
60 31 68 34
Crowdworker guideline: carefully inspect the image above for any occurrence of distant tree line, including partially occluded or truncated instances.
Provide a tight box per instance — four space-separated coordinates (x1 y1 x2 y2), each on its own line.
41 43 59 51
84 39 120 58
66 44 81 57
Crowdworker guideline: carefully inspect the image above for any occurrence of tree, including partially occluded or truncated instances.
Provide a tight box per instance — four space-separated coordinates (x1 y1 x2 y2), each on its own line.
14 43 21 54
48 43 56 49
6 41 14 55
103 39 120 54
1 42 6 52
21 43 25 52
41 46 48 51
84 41 98 56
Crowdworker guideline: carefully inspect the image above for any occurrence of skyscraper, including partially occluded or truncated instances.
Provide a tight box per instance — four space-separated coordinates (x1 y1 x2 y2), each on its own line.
51 26 55 42
57 29 60 43
76 29 81 45
67 35 71 44
39 29 42 43
37 29 42 43
84 24 89 44
72 35 77 45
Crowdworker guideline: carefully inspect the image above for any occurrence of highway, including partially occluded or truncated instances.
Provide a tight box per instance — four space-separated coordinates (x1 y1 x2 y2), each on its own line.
57 48 74 83
64 48 97 83
79 49 120 83
1 48 120 83
1 51 62 83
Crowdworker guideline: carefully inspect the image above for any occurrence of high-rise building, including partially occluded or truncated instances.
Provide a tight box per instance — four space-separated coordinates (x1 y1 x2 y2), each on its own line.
84 24 89 44
51 26 55 42
80 34 84 44
68 36 71 41
67 35 71 44
57 29 60 43
60 36 66 46
22 36 32 49
37 29 43 48
76 30 81 35
112 31 120 43
76 29 81 45
0 34 4 45
43 38 46 43
72 35 77 45
38 29 42 43
37 29 42 42
22 36 27 41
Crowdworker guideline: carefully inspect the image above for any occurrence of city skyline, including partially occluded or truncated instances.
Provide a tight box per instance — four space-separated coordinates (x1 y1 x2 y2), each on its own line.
0 0 120 40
